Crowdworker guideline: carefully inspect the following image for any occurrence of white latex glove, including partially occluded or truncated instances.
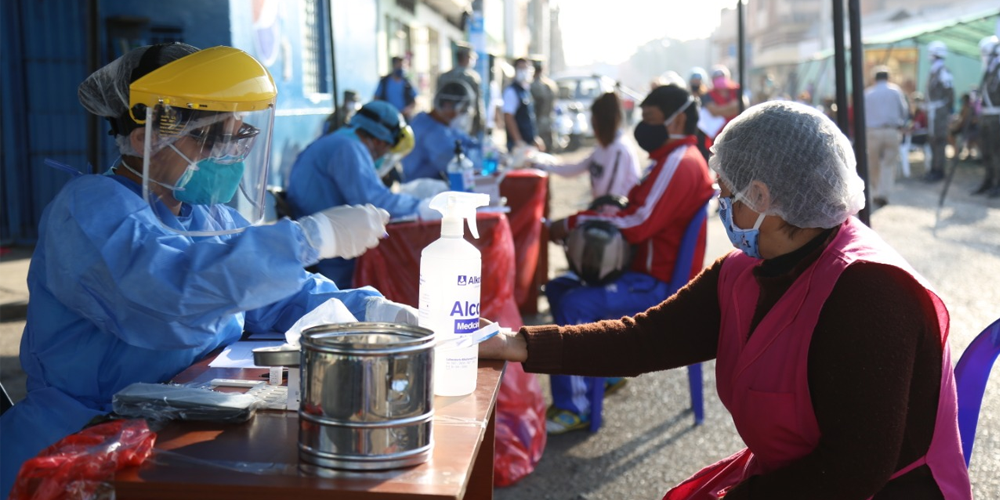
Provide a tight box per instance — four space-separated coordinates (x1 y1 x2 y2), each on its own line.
299 204 390 259
364 296 419 325
417 198 443 221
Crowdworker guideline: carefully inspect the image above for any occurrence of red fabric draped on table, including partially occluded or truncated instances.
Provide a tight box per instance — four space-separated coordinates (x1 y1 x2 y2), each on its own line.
354 211 522 328
499 169 548 315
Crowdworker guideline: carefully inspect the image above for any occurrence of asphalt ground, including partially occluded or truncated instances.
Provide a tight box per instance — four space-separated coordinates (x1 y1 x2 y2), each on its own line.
1 142 997 498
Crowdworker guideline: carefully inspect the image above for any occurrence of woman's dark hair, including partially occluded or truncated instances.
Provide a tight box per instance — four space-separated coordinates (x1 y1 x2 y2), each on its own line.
591 92 622 147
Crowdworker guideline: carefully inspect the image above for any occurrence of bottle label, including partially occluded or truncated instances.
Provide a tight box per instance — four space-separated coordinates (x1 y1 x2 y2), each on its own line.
419 260 482 395
462 167 475 192
448 171 465 191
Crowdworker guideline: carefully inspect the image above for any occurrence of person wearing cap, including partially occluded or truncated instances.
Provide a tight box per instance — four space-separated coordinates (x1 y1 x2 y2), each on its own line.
540 85 715 434
975 35 1000 197
481 101 972 498
924 41 954 183
374 56 417 120
438 44 484 136
285 100 425 285
324 89 362 134
688 67 708 98
864 66 909 208
402 81 481 182
0 44 418 496
704 65 747 137
530 58 559 152
688 67 712 160
503 57 543 152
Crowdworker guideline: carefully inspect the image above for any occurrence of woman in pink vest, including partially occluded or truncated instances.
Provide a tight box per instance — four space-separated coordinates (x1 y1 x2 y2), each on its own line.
480 101 972 498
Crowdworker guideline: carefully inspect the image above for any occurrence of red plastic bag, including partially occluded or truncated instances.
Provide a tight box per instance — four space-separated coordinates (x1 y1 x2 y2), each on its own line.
11 419 157 500
494 362 547 487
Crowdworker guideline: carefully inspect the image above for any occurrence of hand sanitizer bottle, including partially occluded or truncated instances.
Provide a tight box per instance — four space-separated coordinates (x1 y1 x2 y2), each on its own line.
446 140 475 192
419 191 490 396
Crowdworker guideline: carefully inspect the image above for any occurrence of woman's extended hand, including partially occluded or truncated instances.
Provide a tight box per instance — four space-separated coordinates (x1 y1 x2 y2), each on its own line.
478 318 528 362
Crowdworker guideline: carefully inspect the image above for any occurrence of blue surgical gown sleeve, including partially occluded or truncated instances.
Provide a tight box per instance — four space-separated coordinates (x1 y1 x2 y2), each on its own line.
329 138 422 218
243 277 380 334
41 175 375 350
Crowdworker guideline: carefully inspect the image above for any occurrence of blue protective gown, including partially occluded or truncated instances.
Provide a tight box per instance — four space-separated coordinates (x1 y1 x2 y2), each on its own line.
284 127 421 284
0 172 381 496
401 112 480 182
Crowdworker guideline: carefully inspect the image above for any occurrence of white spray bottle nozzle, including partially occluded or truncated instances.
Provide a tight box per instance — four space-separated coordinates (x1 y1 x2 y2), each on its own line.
429 191 490 239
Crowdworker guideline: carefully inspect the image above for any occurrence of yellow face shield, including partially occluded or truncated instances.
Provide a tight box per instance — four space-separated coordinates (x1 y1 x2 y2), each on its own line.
129 47 278 236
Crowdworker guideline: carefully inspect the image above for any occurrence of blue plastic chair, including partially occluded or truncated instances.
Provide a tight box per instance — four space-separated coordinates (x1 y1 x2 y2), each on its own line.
954 316 1000 467
585 202 710 431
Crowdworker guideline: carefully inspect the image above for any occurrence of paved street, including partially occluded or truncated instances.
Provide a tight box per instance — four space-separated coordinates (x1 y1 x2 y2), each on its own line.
1 143 997 498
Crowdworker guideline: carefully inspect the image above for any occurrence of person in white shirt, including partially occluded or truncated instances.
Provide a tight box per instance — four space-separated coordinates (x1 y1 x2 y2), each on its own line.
863 66 908 208
542 92 641 199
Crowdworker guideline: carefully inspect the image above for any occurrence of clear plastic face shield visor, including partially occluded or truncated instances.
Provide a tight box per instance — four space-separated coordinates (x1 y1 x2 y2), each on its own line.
138 103 275 236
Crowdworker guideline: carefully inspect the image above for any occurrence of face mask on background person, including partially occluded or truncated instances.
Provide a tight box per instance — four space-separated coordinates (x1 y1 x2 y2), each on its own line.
633 98 693 153
515 69 529 84
718 193 766 259
450 112 472 134
168 144 246 205
393 67 404 77
713 76 727 89
359 133 389 164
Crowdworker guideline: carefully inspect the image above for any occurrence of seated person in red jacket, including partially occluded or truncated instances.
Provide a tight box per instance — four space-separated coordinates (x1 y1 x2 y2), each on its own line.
481 101 971 499
543 85 716 433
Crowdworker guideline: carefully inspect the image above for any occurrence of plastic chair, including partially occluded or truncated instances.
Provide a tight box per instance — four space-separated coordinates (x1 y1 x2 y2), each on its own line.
954 316 1000 467
586 201 710 431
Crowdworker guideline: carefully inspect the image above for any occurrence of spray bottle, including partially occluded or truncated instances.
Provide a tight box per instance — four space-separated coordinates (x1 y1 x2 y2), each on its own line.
446 140 475 192
419 191 490 396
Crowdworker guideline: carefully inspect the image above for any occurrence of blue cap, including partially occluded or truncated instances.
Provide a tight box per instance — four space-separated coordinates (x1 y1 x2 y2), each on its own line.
690 67 707 81
350 100 404 145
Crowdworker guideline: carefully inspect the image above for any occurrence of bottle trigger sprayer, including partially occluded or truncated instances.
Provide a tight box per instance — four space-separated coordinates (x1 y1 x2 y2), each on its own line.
418 191 490 396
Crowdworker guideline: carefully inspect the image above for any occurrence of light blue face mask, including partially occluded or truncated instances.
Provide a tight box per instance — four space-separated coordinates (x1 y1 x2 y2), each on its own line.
170 144 245 205
718 194 767 259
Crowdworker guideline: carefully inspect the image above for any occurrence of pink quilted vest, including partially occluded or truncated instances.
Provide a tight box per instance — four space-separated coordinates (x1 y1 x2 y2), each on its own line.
665 217 971 499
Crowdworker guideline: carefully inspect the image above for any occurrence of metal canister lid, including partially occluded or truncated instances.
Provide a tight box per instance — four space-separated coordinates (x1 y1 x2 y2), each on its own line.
252 344 301 367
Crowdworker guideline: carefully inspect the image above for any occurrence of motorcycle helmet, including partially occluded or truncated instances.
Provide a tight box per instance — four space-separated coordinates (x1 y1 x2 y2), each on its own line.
564 220 633 286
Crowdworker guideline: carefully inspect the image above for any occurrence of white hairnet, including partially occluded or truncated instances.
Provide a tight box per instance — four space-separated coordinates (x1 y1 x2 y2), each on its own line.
709 101 866 229
77 43 199 156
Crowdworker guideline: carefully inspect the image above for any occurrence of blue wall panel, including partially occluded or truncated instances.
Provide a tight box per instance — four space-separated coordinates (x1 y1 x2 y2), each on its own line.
1 0 90 243
229 0 334 188
332 0 379 107
2 0 383 242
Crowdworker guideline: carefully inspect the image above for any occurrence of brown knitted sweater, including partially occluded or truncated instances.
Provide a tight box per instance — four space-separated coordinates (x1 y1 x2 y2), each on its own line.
521 228 946 499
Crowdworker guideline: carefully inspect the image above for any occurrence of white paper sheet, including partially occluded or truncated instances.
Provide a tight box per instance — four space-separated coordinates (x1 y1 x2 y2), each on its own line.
698 108 727 138
209 341 286 368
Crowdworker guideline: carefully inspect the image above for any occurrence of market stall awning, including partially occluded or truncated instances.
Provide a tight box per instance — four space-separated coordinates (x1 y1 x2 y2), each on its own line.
863 7 999 60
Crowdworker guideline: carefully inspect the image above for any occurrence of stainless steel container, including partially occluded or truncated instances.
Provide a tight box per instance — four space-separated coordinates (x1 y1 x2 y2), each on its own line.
298 322 435 471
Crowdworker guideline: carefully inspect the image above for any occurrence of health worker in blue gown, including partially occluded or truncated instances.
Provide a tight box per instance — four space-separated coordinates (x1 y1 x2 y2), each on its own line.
402 81 481 182
284 101 428 285
0 43 417 497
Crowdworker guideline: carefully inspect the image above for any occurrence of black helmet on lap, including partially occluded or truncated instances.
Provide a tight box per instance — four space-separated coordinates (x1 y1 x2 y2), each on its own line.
564 220 633 286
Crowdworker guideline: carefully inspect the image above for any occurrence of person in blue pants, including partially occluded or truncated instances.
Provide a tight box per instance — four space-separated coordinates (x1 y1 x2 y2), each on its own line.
544 273 670 432
0 43 414 497
543 85 716 433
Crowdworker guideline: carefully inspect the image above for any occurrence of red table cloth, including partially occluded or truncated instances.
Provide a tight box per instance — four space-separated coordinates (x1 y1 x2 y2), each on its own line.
354 211 522 328
498 169 548 315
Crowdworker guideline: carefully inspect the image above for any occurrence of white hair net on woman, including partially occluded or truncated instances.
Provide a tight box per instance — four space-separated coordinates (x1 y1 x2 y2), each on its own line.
77 43 199 156
709 101 866 229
